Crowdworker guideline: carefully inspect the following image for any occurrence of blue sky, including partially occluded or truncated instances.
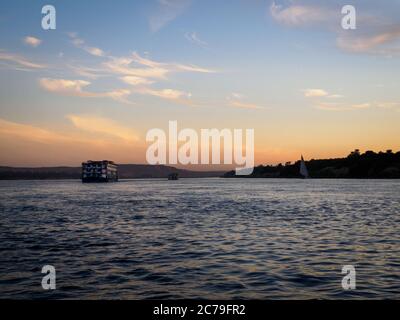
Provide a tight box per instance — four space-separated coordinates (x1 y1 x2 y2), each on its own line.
0 0 400 166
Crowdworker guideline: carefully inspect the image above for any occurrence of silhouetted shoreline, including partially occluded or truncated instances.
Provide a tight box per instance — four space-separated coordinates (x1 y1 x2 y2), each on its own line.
0 164 224 180
224 150 400 179
2 150 400 180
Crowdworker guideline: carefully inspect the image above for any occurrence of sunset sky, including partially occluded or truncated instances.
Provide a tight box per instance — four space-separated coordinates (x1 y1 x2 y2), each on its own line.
1 0 400 168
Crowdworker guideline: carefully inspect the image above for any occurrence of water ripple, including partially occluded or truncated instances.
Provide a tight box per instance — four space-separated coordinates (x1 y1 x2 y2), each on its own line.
0 178 399 299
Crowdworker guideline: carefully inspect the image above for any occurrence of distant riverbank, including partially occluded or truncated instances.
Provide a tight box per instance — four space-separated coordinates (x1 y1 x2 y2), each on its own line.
0 164 224 180
3 150 400 180
224 150 400 179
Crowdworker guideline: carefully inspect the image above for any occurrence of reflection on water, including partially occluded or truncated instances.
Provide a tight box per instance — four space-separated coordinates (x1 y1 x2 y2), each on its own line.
0 178 399 299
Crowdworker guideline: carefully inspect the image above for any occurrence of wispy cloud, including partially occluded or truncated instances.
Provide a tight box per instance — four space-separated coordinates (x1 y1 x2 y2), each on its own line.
226 93 265 110
173 63 213 73
40 78 94 96
104 55 170 80
337 27 400 55
39 78 133 105
102 52 214 104
0 118 77 145
34 33 216 106
327 94 344 99
86 47 105 57
64 33 215 105
231 92 244 99
68 65 107 79
302 88 379 111
185 32 208 47
269 1 400 56
376 102 400 110
303 89 329 98
313 101 400 112
68 32 105 57
104 52 214 81
315 102 371 111
352 103 371 109
0 116 138 144
67 114 138 142
133 86 194 106
135 87 191 100
149 0 191 32
0 117 144 166
270 1 334 26
303 89 343 99
105 89 135 105
229 101 265 110
23 36 42 48
121 75 155 86
0 50 46 70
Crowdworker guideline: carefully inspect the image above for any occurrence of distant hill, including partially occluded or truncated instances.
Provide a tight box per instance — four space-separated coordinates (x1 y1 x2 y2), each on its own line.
224 150 400 179
0 164 224 180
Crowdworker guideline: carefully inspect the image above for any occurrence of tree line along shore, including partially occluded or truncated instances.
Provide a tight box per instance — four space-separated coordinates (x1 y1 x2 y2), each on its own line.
224 150 400 179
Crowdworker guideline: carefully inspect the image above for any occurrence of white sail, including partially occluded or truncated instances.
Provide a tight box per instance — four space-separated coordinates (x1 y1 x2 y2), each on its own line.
300 155 309 178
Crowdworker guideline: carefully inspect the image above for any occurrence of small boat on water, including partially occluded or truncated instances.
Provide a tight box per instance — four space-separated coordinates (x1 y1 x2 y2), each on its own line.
300 155 309 179
168 173 179 180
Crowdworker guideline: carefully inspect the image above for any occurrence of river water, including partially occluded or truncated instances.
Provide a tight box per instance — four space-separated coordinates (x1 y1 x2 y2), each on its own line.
0 178 399 299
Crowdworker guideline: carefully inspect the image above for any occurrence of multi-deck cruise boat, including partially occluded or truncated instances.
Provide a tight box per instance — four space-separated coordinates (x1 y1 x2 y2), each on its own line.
168 173 179 180
82 160 118 183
